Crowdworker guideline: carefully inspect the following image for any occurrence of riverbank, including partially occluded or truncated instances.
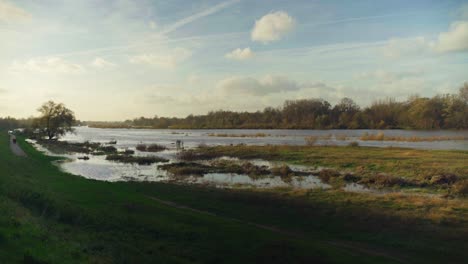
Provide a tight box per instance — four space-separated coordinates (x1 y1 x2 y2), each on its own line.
0 132 467 262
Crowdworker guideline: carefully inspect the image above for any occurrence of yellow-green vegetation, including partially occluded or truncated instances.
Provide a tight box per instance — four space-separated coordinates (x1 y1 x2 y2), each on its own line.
207 133 270 137
1 133 468 263
360 132 468 142
190 145 468 194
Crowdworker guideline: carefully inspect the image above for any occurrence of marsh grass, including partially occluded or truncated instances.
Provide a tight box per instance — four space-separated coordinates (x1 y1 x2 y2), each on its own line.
190 144 468 190
135 143 166 152
37 140 101 154
207 133 270 138
106 154 168 165
360 132 468 142
452 180 468 197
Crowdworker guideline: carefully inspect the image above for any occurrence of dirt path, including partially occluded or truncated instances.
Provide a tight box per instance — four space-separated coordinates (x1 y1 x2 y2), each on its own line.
147 196 409 263
10 135 27 157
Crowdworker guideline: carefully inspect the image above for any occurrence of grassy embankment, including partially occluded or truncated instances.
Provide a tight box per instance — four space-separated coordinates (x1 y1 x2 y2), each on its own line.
0 132 467 263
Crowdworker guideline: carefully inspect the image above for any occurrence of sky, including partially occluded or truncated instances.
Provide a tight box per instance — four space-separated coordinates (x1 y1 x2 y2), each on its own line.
1 0 468 120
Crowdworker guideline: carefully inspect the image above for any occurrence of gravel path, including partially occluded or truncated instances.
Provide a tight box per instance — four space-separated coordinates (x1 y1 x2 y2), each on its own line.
10 135 27 157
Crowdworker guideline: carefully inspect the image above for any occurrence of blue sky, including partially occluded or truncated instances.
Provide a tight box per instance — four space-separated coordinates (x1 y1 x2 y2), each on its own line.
1 0 467 120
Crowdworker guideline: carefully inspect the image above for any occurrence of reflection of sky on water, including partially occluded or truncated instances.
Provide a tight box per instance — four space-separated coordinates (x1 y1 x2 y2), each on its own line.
62 127 468 151
26 126 467 192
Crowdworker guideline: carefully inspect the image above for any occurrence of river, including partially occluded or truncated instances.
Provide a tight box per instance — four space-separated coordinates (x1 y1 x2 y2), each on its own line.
28 127 468 188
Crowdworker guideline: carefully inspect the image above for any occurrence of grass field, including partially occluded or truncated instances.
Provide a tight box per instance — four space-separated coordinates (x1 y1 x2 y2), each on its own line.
0 132 467 263
190 144 468 183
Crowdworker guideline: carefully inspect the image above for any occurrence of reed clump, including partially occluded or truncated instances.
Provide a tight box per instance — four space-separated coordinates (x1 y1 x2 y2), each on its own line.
136 144 167 152
106 154 168 165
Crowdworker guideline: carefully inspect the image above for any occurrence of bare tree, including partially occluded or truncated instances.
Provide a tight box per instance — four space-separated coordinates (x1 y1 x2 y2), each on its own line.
35 101 76 140
460 82 468 102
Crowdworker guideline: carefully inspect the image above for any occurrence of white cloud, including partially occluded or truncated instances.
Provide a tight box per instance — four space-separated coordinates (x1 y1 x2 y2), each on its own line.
382 37 428 58
9 57 84 74
129 48 192 69
149 21 157 29
0 0 31 24
217 75 300 96
225 47 254 60
251 11 296 43
91 57 116 68
383 15 468 56
187 74 202 86
354 69 424 83
433 21 468 53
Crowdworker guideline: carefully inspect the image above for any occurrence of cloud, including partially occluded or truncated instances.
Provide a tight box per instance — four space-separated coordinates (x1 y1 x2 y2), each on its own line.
9 57 84 74
217 75 300 96
149 21 157 29
251 11 296 43
0 0 31 24
355 69 424 83
161 0 240 35
225 47 254 60
129 48 192 69
433 21 468 53
456 3 468 19
91 57 116 68
382 37 429 58
383 6 468 56
187 74 202 86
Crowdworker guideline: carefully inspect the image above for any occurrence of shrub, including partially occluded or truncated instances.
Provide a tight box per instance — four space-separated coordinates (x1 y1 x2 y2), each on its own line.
428 174 458 185
146 144 166 152
136 144 147 151
452 180 468 197
271 164 292 177
97 146 117 153
342 173 360 182
122 149 135 155
317 169 340 183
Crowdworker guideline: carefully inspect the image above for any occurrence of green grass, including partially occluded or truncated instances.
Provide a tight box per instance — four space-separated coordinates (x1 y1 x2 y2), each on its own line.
0 132 467 263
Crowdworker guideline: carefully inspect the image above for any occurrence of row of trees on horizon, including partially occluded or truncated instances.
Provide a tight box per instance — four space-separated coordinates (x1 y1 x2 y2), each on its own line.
2 83 468 130
93 83 468 130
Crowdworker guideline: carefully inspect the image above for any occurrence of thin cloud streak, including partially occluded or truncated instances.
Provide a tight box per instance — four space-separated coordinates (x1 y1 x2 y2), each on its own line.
160 0 241 35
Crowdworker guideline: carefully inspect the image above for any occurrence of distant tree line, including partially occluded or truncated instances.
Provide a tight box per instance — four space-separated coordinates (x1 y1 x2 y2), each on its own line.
1 101 76 140
89 83 468 130
0 117 33 130
2 83 467 130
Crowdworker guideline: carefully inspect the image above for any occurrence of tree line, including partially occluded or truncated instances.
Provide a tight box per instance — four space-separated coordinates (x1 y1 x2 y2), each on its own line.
91 83 468 130
1 101 75 139
2 83 467 131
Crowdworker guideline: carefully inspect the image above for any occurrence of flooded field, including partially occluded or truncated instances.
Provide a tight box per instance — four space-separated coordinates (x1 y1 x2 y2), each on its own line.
27 127 468 191
63 127 468 150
